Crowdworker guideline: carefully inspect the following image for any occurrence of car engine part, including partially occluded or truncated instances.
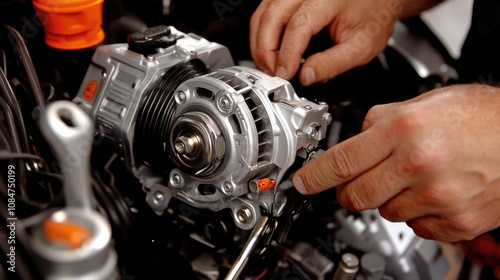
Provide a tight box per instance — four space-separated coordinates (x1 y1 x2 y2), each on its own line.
0 2 479 278
73 25 330 230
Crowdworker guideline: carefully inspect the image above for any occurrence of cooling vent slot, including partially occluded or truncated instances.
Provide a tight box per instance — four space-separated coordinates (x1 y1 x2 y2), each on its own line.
212 73 273 164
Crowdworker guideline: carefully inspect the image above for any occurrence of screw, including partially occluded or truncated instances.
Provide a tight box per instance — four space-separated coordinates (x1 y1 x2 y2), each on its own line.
223 182 234 194
306 126 318 139
176 91 186 104
174 141 186 154
236 207 252 224
174 134 198 155
295 130 303 137
219 96 231 112
304 105 312 110
172 174 181 187
323 113 332 125
153 191 165 205
306 143 315 152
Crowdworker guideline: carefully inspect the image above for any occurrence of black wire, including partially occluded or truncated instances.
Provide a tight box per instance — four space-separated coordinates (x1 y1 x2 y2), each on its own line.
0 100 28 200
0 150 47 162
2 25 45 112
0 121 12 151
0 67 30 154
0 49 6 76
0 95 21 153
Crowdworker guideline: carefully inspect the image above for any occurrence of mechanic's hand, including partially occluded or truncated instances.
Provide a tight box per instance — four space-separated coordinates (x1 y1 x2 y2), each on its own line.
250 0 399 85
293 85 500 242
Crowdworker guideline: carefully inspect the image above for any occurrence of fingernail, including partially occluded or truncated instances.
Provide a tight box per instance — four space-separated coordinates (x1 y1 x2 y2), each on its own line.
276 66 288 79
304 67 315 85
293 176 308 194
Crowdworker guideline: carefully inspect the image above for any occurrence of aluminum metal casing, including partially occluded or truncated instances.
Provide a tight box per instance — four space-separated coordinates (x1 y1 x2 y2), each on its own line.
73 26 234 170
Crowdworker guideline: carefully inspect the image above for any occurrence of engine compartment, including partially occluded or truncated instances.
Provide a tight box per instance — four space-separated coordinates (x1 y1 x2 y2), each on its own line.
0 1 487 279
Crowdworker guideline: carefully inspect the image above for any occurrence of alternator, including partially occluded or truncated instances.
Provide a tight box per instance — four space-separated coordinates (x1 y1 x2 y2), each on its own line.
74 26 330 229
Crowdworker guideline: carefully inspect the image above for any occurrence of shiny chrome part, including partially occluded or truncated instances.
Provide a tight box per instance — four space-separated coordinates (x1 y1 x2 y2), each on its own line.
39 101 94 210
174 133 200 155
36 101 116 279
30 209 117 280
170 112 225 176
225 216 270 280
156 66 328 229
75 29 328 230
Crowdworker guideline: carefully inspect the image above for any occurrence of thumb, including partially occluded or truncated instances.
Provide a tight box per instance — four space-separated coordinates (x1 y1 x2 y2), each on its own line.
293 121 394 194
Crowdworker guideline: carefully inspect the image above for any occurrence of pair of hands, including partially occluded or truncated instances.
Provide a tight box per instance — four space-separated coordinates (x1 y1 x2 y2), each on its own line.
250 0 500 241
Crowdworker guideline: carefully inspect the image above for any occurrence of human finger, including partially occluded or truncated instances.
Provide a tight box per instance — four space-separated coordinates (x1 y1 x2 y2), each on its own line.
297 37 373 85
406 214 483 242
293 120 395 194
275 0 336 80
377 188 437 223
250 0 304 73
334 153 418 212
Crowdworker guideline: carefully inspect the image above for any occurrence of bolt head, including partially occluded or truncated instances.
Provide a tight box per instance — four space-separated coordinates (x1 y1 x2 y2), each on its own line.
171 174 181 187
223 182 233 194
176 91 186 104
306 126 318 139
153 191 165 205
323 113 332 125
236 207 252 224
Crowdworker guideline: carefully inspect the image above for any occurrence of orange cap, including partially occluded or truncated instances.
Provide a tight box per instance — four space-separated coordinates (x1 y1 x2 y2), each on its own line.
33 0 105 50
43 218 91 249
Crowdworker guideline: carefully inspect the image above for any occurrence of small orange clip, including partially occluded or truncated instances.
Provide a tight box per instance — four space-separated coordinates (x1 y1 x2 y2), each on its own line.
257 178 276 192
43 218 91 250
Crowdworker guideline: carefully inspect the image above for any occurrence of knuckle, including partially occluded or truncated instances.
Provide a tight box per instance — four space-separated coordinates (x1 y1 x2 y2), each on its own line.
328 146 356 180
450 215 482 240
289 12 311 33
378 205 403 222
418 185 451 208
362 105 384 130
260 8 276 26
406 220 436 240
391 109 422 136
397 151 432 178
337 184 368 211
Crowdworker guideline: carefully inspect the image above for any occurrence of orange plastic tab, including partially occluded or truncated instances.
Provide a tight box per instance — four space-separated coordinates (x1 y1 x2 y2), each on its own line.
83 80 98 101
33 0 105 50
43 218 90 249
257 178 276 192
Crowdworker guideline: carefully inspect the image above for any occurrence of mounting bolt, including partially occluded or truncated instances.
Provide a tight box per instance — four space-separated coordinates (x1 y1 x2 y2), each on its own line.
306 143 315 152
236 207 252 224
176 91 186 104
153 191 165 206
218 95 232 113
323 113 332 125
222 182 234 194
306 126 318 139
171 174 182 188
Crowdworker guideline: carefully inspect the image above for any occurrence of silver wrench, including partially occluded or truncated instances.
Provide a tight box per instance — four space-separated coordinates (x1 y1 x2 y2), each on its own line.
39 100 94 210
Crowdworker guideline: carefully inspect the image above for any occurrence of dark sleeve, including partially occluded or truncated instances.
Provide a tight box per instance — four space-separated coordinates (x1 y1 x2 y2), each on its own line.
458 0 500 84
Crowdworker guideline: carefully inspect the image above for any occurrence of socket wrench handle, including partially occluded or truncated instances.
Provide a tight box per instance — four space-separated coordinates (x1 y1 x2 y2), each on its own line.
39 101 94 210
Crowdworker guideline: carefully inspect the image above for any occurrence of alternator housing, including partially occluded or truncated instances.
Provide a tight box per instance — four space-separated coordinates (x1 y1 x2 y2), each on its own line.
74 26 330 229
